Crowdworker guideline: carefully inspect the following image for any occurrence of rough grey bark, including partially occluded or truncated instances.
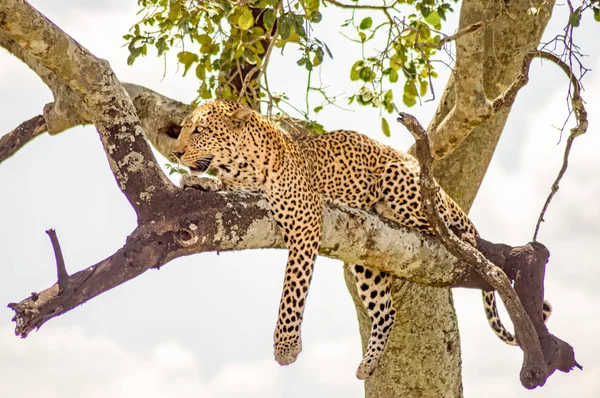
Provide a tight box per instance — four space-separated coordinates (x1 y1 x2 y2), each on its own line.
0 26 189 164
350 1 557 397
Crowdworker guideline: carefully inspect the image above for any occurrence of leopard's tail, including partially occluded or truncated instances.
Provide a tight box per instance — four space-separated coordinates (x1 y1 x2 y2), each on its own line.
482 291 552 346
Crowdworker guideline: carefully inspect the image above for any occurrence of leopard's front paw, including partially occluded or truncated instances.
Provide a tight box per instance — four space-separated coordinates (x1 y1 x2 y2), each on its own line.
273 334 302 366
180 174 222 191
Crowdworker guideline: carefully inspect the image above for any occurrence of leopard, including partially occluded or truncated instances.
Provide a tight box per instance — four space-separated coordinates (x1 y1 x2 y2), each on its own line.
171 99 551 379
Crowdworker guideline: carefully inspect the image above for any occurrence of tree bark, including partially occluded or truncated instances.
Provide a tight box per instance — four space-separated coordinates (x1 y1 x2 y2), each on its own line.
349 1 556 397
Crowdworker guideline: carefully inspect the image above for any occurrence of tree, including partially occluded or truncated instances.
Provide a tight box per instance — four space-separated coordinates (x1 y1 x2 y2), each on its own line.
0 0 596 397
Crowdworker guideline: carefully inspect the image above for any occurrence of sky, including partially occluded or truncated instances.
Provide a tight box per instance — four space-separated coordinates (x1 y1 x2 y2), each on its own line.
0 1 599 397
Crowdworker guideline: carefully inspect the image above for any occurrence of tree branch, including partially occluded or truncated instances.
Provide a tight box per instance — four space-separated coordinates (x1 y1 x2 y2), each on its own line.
0 0 173 214
532 50 588 240
397 112 580 388
45 229 69 293
0 26 190 164
0 114 46 163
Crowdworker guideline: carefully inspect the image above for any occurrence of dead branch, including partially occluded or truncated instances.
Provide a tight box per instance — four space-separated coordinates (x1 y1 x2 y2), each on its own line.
45 229 69 293
0 115 46 164
532 50 588 241
397 112 580 388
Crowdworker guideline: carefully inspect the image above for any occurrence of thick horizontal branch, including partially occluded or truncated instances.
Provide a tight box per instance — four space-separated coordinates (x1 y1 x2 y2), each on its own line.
10 182 536 337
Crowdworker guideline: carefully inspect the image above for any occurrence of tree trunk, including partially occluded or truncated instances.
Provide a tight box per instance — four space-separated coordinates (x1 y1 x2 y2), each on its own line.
348 1 555 396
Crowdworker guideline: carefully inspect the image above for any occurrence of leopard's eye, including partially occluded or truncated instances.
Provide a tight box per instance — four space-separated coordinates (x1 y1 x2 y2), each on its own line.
192 127 203 135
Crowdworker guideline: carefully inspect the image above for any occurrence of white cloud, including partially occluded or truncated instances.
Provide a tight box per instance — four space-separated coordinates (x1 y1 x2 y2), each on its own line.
0 326 280 398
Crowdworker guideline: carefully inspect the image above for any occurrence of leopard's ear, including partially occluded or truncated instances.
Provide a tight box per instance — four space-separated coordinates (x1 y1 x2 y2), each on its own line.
230 108 254 124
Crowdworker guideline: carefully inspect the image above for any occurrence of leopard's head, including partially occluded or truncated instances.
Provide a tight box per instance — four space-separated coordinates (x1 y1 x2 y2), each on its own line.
171 100 254 173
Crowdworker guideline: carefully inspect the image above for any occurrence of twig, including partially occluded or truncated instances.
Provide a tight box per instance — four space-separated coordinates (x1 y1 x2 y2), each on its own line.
45 229 69 293
416 9 505 51
0 115 46 164
397 112 548 389
532 50 588 241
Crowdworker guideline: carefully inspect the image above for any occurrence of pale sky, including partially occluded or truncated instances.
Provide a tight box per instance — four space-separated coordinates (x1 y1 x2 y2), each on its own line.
0 2 599 398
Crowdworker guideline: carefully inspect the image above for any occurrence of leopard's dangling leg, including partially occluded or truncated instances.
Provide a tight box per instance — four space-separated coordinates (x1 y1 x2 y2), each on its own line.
267 170 324 367
350 264 396 379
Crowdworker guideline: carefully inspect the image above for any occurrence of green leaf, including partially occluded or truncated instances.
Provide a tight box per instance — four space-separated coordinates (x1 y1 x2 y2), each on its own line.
437 7 446 21
156 37 167 56
569 7 582 27
195 63 206 80
381 117 390 137
350 60 363 81
127 45 144 66
306 0 320 13
595 9 600 22
293 14 306 37
238 6 254 30
419 80 428 97
196 34 211 45
313 48 325 66
311 11 322 23
359 67 374 82
389 68 399 83
242 48 258 65
263 8 275 30
405 80 418 96
424 11 441 27
314 105 323 113
279 15 292 40
177 51 198 76
359 17 373 30
402 92 417 107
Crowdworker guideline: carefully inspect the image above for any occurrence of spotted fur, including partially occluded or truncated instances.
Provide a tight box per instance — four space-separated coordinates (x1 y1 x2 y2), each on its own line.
172 99 535 378
482 291 552 346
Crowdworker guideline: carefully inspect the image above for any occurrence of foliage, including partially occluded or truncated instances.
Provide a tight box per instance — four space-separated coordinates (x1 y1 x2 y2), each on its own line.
124 0 598 136
125 0 460 134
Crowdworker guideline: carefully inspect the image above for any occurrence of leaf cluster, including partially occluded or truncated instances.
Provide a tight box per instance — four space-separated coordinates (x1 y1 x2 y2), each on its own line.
125 0 457 136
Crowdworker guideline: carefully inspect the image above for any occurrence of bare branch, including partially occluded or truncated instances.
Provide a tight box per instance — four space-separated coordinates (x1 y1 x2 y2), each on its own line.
532 50 588 241
0 115 46 164
323 0 399 11
397 112 580 389
45 229 69 293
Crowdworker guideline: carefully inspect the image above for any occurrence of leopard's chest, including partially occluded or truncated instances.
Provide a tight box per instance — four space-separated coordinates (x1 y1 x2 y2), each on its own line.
218 158 265 192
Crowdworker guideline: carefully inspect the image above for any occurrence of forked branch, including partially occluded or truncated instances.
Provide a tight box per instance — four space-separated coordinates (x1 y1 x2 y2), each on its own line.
397 112 581 388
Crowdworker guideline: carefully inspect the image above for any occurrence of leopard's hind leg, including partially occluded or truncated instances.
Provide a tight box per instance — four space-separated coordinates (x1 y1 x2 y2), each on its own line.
350 264 396 379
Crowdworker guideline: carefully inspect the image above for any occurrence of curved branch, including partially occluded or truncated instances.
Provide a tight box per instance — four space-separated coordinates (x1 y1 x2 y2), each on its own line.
398 112 580 388
8 183 553 339
0 0 172 214
1 27 188 164
532 50 588 240
0 114 46 163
